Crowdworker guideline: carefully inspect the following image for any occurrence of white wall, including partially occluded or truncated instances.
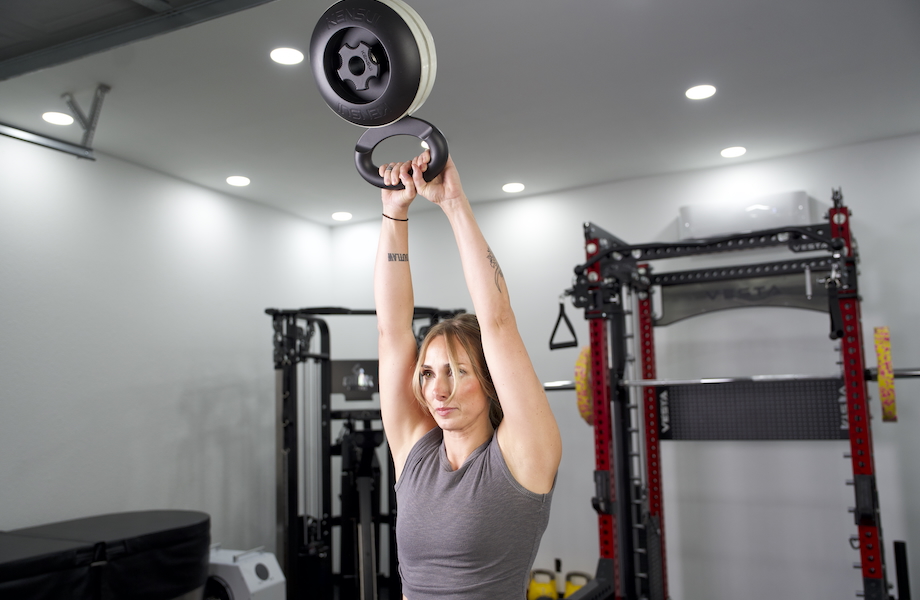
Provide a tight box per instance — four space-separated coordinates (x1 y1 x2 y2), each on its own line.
330 133 920 598
3 130 918 600
0 135 332 551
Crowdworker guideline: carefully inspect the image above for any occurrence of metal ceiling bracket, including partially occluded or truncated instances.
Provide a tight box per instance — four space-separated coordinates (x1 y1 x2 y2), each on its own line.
0 121 95 160
63 84 111 148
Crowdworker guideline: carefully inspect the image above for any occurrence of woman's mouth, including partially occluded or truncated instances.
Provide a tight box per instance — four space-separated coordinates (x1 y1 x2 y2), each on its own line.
435 407 454 416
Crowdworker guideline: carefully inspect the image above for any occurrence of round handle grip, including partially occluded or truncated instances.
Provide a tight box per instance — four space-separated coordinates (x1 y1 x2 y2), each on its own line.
354 116 448 189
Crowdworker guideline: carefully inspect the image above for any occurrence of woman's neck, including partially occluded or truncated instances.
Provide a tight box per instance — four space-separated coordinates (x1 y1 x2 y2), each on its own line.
442 423 493 470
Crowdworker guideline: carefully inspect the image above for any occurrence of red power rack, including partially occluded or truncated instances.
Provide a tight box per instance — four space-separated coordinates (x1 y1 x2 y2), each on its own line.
562 191 904 600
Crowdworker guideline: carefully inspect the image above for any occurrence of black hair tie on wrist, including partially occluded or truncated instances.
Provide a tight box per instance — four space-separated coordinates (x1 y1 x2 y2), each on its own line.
382 213 409 221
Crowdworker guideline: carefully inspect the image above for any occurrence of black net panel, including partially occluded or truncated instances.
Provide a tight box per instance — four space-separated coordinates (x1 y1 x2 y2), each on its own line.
644 515 665 600
659 378 848 440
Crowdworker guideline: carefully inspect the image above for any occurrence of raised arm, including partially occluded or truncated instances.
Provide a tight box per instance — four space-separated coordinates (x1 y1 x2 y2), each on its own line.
375 162 436 479
409 153 562 494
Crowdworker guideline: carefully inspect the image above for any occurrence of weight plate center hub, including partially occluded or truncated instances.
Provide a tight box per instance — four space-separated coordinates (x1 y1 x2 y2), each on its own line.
337 41 379 91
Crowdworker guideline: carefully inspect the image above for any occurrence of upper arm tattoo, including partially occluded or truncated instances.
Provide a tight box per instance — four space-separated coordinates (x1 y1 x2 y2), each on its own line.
486 247 504 293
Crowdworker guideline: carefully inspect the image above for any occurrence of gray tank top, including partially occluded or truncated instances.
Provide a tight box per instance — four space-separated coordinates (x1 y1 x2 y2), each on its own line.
395 427 554 600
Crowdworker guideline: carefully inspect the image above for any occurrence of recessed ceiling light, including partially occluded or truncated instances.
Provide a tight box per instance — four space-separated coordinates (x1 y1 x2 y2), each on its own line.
42 112 74 125
226 176 251 186
502 182 525 193
271 48 304 65
720 146 746 158
686 85 716 100
332 211 353 221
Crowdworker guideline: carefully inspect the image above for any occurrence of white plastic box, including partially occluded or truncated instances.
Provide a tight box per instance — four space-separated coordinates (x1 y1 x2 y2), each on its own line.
208 546 286 600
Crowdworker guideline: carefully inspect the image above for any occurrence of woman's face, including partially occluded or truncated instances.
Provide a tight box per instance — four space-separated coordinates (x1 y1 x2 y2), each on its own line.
420 335 489 432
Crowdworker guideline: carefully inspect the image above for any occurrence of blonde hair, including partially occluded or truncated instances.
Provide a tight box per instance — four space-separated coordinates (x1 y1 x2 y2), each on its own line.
412 313 503 429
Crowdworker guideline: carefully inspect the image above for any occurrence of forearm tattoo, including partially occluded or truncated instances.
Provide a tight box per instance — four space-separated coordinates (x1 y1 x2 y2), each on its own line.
486 247 504 293
387 253 409 262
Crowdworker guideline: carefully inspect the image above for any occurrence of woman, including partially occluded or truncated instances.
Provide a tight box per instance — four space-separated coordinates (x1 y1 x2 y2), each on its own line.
374 150 562 599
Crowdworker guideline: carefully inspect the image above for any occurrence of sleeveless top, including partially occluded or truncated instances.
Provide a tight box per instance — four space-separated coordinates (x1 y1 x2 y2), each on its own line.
395 427 554 600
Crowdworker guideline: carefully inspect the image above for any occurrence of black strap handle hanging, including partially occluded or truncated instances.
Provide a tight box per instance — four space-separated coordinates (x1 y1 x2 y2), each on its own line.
549 299 578 350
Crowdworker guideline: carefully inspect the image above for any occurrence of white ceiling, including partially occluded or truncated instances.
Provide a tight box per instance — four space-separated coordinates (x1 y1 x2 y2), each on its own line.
1 0 919 226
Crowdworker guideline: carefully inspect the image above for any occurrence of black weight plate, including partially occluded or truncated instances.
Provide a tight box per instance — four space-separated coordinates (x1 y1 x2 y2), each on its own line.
311 0 423 127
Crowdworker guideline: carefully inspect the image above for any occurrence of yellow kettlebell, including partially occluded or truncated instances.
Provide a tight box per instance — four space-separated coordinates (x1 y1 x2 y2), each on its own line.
563 571 592 598
528 569 558 600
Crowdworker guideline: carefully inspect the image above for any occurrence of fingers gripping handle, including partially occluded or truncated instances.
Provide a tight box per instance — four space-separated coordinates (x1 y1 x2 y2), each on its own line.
354 116 448 189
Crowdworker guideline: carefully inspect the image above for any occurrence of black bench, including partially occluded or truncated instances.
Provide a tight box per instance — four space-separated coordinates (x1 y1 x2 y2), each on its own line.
0 510 210 600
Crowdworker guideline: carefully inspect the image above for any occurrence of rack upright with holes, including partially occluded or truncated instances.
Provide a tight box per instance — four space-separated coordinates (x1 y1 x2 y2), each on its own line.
562 190 907 600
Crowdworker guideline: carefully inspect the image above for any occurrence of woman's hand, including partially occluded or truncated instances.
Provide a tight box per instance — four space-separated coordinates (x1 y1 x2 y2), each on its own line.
380 159 417 218
409 151 466 209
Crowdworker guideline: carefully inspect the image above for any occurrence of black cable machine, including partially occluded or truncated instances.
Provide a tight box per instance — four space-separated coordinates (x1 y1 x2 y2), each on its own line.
554 190 911 600
265 306 462 600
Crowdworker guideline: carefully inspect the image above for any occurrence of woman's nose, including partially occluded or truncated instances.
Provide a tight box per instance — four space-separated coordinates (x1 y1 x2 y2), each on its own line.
432 376 450 399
